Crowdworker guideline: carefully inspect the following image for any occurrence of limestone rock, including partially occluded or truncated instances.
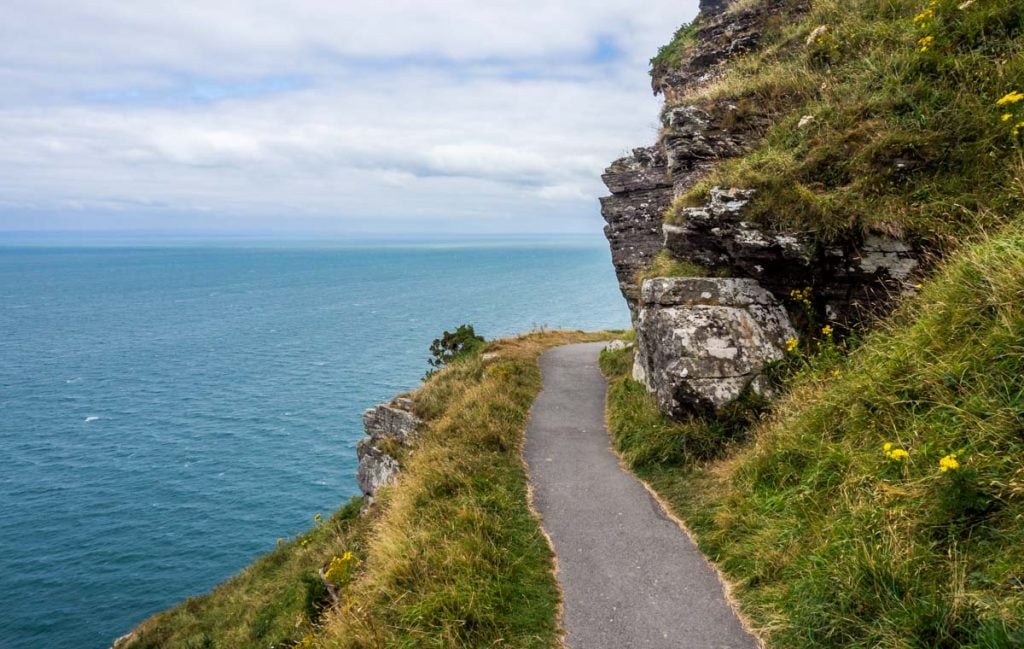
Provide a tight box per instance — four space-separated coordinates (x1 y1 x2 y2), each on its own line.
664 187 814 287
633 277 796 418
362 401 419 444
356 439 400 498
356 400 421 497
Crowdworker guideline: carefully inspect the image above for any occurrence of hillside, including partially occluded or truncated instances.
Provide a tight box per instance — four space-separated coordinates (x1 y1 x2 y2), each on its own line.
597 0 1024 645
602 228 1024 645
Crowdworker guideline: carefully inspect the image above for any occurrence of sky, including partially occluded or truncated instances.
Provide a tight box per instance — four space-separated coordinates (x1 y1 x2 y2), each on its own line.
0 1 700 236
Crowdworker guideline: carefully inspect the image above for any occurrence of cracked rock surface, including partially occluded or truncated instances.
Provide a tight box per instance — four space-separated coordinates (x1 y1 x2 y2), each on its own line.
356 398 420 497
632 277 796 418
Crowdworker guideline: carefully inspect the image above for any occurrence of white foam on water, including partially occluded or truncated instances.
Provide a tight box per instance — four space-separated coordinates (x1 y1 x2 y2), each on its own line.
84 416 99 423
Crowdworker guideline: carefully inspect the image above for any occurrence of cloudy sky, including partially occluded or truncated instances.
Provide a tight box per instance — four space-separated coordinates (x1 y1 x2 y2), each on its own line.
0 1 699 236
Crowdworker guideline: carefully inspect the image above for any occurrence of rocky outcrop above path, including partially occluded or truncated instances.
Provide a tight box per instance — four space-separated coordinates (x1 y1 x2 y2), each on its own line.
632 277 795 418
665 187 920 321
600 147 674 317
600 103 764 320
356 398 420 497
600 0 771 321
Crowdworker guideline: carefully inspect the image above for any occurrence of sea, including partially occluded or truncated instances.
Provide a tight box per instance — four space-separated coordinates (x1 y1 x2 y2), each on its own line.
0 237 630 649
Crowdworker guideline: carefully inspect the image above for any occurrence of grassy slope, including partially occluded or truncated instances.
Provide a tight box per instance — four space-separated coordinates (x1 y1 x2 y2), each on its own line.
602 227 1024 647
317 330 612 648
124 330 613 649
125 498 370 648
666 0 1024 248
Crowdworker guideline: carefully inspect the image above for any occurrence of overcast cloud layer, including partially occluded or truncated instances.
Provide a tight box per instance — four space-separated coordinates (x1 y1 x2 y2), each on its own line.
0 1 699 234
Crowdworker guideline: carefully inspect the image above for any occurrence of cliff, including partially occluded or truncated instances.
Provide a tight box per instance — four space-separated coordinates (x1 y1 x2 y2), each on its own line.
602 0 1022 419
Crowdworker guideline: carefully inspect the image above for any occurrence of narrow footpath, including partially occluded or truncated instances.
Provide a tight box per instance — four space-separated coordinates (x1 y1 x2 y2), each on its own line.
525 342 757 649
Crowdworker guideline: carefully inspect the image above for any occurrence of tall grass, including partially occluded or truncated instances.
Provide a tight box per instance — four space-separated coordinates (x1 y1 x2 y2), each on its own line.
668 0 1024 249
314 331 612 648
603 227 1024 647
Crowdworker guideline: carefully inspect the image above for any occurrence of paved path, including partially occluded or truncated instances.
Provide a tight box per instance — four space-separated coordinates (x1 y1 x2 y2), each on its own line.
525 342 757 649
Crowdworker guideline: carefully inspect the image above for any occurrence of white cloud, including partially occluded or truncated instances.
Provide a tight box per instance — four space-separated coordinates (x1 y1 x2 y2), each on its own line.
0 0 699 233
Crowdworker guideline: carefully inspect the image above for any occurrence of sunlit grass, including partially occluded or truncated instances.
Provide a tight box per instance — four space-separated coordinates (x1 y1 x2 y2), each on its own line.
603 226 1024 646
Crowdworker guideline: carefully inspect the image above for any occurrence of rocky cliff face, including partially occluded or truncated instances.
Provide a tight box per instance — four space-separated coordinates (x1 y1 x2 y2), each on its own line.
602 0 922 418
356 398 421 498
602 1 778 321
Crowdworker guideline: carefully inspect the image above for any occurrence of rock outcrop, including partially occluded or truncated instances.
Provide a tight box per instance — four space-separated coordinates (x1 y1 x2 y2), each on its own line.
665 187 920 321
600 147 673 316
652 0 796 101
632 277 796 418
601 0 924 419
601 0 774 320
600 104 765 320
356 398 420 497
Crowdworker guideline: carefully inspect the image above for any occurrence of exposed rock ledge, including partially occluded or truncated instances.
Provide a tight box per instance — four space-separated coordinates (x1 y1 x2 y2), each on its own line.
356 398 421 498
632 277 796 418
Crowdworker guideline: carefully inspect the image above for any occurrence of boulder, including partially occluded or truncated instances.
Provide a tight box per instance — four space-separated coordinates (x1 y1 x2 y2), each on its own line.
356 400 421 497
633 277 796 418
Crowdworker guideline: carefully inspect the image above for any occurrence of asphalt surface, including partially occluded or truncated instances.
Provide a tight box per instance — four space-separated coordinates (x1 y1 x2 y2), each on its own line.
524 342 758 649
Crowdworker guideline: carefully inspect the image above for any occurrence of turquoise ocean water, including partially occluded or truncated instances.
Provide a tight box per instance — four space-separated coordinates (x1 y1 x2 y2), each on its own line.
0 238 629 649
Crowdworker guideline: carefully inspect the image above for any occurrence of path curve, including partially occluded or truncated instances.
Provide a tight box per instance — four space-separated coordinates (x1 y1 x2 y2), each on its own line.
525 342 757 649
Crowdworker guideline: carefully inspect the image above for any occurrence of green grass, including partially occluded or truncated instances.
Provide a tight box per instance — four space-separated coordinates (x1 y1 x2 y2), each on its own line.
319 330 611 648
124 498 369 648
665 0 1024 249
602 226 1024 647
634 250 710 286
124 330 613 649
651 22 700 71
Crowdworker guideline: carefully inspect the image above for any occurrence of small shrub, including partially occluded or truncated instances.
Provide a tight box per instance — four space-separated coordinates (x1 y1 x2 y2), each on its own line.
427 324 485 375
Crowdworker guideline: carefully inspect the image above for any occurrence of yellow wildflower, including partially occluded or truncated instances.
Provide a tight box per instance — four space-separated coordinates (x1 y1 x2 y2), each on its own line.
889 449 909 461
821 325 834 336
832 369 841 377
939 453 960 472
996 91 1024 106
918 35 934 51
883 442 894 452
1003 114 1014 122
913 8 934 23
325 552 360 585
786 337 799 353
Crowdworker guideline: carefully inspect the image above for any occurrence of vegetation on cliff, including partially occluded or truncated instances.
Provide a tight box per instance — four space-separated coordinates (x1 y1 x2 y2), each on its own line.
602 226 1024 646
666 0 1024 249
124 498 371 648
601 2 1024 643
121 330 612 649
